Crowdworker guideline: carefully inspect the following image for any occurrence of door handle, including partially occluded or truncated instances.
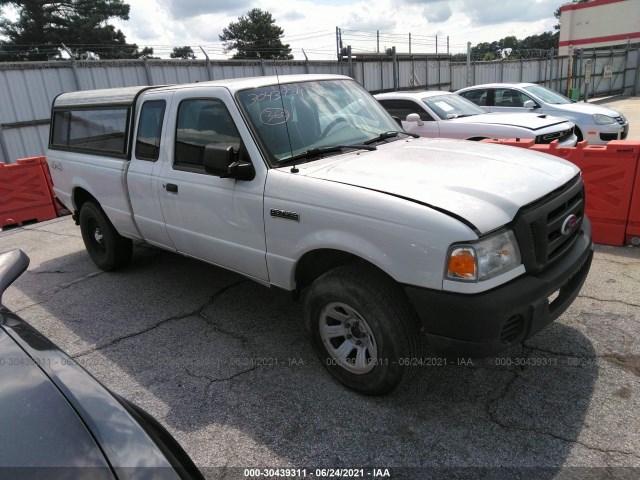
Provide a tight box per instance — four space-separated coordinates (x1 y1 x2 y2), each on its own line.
164 183 178 193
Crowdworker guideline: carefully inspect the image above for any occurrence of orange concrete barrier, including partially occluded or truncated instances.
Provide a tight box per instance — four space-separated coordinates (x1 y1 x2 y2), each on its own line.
17 156 69 218
0 157 57 229
482 139 640 246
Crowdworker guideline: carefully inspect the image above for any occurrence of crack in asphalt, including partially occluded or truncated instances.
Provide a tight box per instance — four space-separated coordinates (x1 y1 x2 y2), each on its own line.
592 257 640 267
185 365 258 386
28 228 80 239
578 294 640 308
13 270 105 314
72 279 248 358
485 348 640 461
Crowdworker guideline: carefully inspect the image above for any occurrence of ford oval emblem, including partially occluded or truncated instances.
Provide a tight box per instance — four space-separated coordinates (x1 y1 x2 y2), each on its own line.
561 214 579 236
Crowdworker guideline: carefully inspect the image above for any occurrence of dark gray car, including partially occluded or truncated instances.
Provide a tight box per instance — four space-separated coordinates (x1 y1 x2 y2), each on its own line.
0 249 204 480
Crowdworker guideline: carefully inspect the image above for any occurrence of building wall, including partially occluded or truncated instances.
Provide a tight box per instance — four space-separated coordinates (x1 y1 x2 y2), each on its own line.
559 0 640 55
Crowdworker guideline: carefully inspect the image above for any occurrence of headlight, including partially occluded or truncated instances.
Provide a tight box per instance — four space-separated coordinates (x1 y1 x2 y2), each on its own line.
593 114 616 125
446 230 521 282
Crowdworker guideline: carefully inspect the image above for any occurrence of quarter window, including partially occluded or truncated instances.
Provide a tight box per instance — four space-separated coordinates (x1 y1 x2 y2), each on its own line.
135 100 166 161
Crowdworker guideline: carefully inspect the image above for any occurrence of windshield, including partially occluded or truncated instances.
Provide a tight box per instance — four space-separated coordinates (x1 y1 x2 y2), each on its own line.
422 94 486 119
236 79 402 165
523 85 571 105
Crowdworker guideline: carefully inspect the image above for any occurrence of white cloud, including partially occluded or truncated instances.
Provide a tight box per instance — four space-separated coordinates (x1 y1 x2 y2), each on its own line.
112 0 567 59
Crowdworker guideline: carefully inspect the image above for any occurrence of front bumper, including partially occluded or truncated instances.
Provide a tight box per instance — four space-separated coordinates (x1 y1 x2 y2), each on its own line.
404 219 594 357
584 122 628 144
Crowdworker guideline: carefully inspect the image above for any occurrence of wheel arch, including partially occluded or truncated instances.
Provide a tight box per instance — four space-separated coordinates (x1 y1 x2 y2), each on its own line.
294 248 395 297
72 187 99 225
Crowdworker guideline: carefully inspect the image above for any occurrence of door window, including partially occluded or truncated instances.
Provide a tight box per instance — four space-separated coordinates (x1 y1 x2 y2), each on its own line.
494 89 529 108
174 99 241 172
377 99 434 121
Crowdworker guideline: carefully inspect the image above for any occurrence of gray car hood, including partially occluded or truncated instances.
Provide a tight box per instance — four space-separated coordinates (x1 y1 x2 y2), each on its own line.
301 138 580 234
452 112 569 129
549 102 621 117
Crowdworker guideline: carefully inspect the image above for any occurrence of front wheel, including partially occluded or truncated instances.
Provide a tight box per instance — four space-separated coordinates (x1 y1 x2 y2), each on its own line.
304 265 423 395
79 201 132 271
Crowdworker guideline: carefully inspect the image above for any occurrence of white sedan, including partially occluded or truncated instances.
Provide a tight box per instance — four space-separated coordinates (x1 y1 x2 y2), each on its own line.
456 83 629 144
375 91 577 146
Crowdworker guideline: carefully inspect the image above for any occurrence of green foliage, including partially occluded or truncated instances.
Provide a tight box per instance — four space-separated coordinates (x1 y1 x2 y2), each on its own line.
0 0 147 60
469 31 559 61
219 8 293 60
170 45 195 59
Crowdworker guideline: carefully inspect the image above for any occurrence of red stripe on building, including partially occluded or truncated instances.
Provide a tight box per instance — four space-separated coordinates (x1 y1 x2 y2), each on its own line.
560 0 629 12
559 31 640 46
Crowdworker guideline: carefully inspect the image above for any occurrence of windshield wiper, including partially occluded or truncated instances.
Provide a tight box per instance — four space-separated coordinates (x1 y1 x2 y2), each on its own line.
280 144 377 165
364 131 419 145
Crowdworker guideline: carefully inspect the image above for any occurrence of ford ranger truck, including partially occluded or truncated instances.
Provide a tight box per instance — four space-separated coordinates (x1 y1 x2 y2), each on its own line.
46 74 594 395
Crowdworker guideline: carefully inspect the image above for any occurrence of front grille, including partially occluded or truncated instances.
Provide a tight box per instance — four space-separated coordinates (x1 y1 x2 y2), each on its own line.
513 176 585 274
536 127 574 144
600 132 618 142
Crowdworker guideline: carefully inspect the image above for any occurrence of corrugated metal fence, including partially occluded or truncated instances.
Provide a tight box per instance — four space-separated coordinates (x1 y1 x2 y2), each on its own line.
0 50 638 163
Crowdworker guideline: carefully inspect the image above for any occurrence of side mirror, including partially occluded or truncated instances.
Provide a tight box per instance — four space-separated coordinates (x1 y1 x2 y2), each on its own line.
523 100 538 109
203 144 255 181
406 113 424 126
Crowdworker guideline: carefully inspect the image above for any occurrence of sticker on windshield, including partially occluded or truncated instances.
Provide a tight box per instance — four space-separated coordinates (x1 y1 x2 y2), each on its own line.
435 101 454 112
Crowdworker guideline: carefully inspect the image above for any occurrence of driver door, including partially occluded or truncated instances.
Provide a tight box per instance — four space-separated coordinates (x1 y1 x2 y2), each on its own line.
156 88 269 281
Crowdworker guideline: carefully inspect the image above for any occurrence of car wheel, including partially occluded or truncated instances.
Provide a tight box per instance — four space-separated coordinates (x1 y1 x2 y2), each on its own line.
79 201 132 271
575 127 583 142
304 264 423 395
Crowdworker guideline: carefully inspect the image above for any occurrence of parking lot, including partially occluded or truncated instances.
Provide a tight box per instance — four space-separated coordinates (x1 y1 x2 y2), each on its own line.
2 96 640 478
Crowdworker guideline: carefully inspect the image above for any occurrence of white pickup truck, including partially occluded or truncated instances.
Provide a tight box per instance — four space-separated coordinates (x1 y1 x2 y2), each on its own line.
47 74 593 395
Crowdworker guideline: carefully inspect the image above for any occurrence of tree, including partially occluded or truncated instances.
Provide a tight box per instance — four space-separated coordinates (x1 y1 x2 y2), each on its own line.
0 0 143 61
219 8 292 60
170 45 195 59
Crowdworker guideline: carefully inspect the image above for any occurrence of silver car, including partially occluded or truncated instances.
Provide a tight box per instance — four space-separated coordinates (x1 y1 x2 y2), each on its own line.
456 83 629 145
375 90 577 146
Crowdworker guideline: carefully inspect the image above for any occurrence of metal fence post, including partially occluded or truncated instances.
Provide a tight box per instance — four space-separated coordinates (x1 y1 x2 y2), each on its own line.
0 125 11 163
143 57 153 85
391 47 398 90
199 46 213 80
347 45 353 79
62 44 81 90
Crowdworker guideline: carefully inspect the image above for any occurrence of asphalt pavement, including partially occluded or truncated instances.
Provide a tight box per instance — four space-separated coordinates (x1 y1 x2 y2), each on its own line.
1 95 640 479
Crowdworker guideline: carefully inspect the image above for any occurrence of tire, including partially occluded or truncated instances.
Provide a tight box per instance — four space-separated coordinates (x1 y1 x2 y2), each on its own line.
79 201 132 271
575 127 583 142
303 264 423 395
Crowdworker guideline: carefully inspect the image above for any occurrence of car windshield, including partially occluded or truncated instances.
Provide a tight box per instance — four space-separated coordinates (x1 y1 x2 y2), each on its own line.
422 94 486 119
236 79 402 165
523 85 572 105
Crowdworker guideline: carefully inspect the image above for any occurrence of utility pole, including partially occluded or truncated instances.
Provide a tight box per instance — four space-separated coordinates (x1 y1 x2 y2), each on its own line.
466 42 472 87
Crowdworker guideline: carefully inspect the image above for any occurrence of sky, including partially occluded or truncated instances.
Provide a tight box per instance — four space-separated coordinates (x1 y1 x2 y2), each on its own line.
11 0 573 60
109 0 571 59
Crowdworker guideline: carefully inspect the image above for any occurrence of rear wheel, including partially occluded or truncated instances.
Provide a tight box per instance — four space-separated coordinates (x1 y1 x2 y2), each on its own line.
304 264 423 395
79 201 132 271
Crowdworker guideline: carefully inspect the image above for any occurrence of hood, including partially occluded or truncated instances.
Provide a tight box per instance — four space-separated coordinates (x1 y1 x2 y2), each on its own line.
0 325 111 470
550 102 621 117
452 112 569 130
300 138 579 234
